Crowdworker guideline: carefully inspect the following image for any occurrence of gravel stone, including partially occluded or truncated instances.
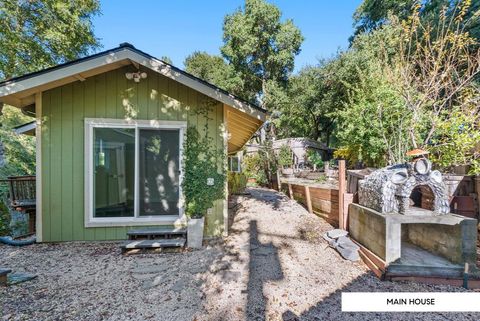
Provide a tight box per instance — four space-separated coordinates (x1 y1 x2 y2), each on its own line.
0 187 478 320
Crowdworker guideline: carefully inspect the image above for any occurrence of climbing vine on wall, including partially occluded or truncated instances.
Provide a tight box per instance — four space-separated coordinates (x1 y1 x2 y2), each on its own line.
181 99 225 218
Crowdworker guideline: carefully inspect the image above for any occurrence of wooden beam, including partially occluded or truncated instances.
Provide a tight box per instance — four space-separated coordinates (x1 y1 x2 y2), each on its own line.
73 74 86 82
305 185 313 214
338 160 346 230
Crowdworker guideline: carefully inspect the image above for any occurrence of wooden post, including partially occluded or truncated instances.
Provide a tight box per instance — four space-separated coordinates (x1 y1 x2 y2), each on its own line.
338 160 346 230
288 183 293 199
305 185 313 214
276 169 281 191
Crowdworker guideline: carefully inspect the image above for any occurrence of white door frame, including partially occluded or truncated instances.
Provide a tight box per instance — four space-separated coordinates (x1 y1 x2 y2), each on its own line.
84 118 187 227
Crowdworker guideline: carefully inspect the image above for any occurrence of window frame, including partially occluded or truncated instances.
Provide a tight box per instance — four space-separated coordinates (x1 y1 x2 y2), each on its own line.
228 156 241 172
84 118 187 227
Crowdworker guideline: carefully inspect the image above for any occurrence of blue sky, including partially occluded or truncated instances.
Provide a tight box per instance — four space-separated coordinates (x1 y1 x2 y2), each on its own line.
93 1 362 73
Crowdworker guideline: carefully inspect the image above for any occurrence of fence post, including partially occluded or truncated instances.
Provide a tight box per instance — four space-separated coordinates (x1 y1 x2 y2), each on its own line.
338 160 346 230
305 185 313 214
276 169 281 191
288 183 293 199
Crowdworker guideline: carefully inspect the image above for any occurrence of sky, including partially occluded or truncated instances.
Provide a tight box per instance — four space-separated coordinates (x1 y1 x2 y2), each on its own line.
93 1 363 73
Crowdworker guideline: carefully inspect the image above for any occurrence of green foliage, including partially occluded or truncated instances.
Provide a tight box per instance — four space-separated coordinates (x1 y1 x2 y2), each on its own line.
227 172 247 195
277 145 293 168
160 56 173 65
277 65 336 144
0 106 36 199
353 0 480 41
221 0 303 110
307 150 324 169
181 104 225 219
429 108 480 174
242 154 267 186
0 201 10 236
315 174 327 184
184 51 246 98
0 0 101 80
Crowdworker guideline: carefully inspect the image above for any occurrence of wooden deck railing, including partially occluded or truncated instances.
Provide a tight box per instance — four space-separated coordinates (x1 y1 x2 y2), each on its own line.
0 175 36 210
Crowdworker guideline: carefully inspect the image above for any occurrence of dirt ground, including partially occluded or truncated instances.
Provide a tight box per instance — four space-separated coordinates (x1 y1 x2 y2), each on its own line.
1 187 479 321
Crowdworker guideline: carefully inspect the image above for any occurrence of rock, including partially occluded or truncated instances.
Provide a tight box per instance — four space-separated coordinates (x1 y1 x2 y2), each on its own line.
336 245 360 261
327 229 348 239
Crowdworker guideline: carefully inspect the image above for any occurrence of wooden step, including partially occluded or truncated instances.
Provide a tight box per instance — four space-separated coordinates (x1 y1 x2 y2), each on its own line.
121 238 186 253
127 227 187 237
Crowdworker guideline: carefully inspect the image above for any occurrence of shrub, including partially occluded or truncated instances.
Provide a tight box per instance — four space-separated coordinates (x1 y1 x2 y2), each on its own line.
307 150 324 169
278 145 293 168
228 172 247 195
242 154 267 185
0 201 11 236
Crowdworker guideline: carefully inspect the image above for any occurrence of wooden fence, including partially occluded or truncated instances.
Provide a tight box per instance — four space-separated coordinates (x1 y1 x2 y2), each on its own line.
281 182 340 227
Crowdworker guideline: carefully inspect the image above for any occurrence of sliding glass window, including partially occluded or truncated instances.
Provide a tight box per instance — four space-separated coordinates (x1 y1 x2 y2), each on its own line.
87 120 185 223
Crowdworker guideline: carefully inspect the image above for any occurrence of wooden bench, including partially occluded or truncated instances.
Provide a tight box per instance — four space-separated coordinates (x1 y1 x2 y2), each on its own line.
0 268 11 286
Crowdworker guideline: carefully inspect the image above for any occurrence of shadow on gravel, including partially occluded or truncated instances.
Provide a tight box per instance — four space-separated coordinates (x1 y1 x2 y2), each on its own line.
247 188 287 210
280 273 480 321
246 220 284 320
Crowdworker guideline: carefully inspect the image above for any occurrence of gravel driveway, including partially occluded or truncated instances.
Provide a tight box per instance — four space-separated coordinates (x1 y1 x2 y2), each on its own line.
1 187 479 321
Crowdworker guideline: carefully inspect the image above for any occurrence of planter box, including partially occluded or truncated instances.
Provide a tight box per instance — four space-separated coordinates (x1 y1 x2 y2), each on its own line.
187 217 205 249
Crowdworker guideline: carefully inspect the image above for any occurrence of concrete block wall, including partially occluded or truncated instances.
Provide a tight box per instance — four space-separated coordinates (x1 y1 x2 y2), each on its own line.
349 204 386 260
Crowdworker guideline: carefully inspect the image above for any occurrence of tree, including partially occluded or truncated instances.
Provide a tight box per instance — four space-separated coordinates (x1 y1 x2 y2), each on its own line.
394 2 480 149
353 0 480 40
221 0 303 110
160 56 173 65
277 65 337 145
0 0 101 182
184 51 245 98
0 0 101 80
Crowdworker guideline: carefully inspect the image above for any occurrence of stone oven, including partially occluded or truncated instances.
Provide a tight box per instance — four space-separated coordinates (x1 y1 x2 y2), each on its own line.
348 158 478 279
358 159 450 215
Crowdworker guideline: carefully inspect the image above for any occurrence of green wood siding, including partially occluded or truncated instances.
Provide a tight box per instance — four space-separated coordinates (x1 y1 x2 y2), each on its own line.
41 66 225 242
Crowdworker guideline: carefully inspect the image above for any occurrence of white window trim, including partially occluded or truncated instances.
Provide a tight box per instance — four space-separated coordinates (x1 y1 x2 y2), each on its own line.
228 156 241 172
84 118 187 228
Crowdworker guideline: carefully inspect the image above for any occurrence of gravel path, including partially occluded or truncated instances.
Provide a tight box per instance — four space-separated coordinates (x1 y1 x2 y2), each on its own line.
1 187 479 321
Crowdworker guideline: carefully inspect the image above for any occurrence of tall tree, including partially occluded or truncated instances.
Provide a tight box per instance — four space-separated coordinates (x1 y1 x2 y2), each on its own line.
0 0 101 80
184 51 246 98
353 0 480 40
277 65 337 145
221 0 303 110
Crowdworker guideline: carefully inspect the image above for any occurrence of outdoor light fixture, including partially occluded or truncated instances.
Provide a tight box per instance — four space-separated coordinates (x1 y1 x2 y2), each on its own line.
125 71 147 83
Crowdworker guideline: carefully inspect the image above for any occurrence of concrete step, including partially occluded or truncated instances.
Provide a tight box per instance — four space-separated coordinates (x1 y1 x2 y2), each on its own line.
121 238 186 253
127 227 187 240
386 263 464 278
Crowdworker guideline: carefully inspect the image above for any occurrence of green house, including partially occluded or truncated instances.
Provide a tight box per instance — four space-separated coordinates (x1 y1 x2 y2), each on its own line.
0 43 266 242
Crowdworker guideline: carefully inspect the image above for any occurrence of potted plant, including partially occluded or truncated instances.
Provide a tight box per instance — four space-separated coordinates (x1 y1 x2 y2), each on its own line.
278 145 294 176
182 126 225 248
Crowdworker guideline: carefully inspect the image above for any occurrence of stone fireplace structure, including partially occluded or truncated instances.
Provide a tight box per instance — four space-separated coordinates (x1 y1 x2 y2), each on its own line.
349 158 478 278
358 159 450 215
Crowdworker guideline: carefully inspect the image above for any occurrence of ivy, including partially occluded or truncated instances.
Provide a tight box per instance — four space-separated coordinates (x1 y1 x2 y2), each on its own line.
181 102 226 219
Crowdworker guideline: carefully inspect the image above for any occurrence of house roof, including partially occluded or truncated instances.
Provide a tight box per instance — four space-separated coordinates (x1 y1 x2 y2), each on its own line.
0 43 267 120
0 43 267 153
